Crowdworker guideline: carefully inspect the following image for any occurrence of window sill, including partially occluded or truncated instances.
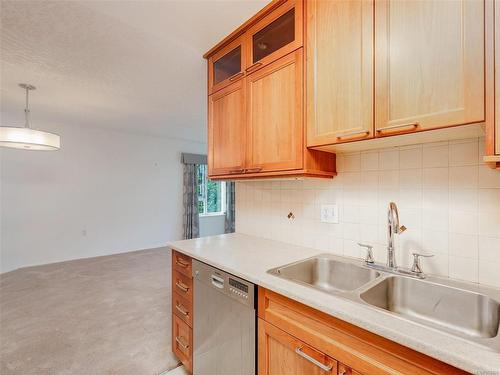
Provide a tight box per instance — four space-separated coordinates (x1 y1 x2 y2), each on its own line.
199 212 226 218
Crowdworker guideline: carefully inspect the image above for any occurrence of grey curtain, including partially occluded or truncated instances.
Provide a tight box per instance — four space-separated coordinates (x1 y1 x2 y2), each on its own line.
182 163 199 239
225 182 235 233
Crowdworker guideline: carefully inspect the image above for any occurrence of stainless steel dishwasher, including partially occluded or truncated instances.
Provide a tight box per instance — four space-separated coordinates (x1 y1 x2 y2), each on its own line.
192 259 256 375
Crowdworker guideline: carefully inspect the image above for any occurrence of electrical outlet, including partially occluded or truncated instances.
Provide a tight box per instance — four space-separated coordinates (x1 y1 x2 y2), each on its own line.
320 204 338 223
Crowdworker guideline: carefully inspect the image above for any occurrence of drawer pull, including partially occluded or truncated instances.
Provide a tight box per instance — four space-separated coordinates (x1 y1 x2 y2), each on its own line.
245 62 263 73
175 303 189 317
175 336 190 350
229 72 245 81
336 130 370 140
176 259 189 268
295 347 333 372
377 122 419 134
245 167 262 173
176 281 189 293
229 168 245 174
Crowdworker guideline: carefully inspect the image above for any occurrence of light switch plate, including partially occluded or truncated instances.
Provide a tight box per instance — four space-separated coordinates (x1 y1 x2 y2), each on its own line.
320 204 338 223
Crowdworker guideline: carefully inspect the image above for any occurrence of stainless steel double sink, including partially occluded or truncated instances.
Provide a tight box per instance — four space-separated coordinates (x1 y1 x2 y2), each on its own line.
268 254 500 351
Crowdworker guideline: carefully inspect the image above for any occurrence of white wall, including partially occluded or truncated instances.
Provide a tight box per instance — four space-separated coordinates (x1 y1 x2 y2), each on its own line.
0 122 206 273
199 214 225 237
236 138 500 288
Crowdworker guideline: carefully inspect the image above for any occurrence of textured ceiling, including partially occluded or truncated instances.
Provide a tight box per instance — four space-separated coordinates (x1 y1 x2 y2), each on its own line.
0 0 267 142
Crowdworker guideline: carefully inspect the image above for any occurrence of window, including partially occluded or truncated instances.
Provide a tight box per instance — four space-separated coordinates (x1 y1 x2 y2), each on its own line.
197 165 226 216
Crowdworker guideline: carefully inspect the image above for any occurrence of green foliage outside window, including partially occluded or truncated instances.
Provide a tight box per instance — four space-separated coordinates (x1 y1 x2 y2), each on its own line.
197 164 225 215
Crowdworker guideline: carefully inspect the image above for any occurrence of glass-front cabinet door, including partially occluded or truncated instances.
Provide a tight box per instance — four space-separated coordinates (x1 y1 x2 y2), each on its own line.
208 36 246 94
244 0 303 74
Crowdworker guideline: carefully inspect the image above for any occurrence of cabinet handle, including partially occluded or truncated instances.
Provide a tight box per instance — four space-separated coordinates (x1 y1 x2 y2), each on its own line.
294 347 333 372
176 259 189 268
376 122 419 134
229 72 245 81
175 281 189 293
336 130 370 141
175 336 190 350
175 303 189 317
229 168 245 174
245 62 263 73
245 167 262 173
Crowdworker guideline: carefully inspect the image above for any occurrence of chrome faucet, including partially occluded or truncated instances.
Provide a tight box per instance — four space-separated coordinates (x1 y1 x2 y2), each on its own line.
358 203 435 279
387 202 406 269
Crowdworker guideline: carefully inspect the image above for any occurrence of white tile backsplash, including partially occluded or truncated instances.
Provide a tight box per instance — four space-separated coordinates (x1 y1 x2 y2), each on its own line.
236 138 500 288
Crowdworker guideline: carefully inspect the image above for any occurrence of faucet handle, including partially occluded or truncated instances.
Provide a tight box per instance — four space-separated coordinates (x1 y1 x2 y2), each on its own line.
358 243 375 264
411 252 434 274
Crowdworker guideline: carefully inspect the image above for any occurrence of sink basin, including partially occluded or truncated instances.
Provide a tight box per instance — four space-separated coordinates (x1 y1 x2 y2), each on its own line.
360 276 500 339
268 255 380 292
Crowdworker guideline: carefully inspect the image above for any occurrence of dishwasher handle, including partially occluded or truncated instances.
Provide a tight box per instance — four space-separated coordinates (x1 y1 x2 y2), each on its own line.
211 274 224 289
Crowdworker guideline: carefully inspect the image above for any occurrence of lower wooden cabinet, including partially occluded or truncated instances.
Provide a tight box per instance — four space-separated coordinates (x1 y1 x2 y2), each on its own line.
258 287 468 375
171 250 193 373
259 318 338 374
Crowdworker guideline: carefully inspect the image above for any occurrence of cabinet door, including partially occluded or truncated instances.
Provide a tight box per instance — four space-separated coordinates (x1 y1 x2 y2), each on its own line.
496 0 500 155
208 36 246 95
338 363 362 375
246 49 303 173
208 79 247 176
306 0 373 146
375 0 484 136
259 319 337 375
245 0 303 74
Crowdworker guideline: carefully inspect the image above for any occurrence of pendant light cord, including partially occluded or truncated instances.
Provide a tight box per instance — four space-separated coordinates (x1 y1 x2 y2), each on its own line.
24 85 31 129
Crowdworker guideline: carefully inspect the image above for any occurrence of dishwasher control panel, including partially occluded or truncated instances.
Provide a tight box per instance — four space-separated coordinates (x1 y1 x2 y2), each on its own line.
193 259 255 308
229 278 249 299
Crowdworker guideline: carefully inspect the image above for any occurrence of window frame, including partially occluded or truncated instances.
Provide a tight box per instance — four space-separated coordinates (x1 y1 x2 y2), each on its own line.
197 164 226 217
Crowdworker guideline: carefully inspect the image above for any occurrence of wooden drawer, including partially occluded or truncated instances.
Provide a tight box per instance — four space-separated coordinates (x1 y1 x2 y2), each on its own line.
173 269 193 301
173 250 192 277
172 314 192 373
173 291 192 327
258 287 467 375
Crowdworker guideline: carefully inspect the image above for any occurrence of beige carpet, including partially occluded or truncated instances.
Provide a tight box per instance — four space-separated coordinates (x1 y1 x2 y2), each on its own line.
0 248 179 375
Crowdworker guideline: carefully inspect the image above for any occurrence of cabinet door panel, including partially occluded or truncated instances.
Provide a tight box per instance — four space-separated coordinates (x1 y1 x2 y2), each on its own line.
496 0 500 155
208 36 246 95
208 80 246 176
246 50 303 172
258 319 337 375
245 0 303 73
307 0 373 146
375 0 484 135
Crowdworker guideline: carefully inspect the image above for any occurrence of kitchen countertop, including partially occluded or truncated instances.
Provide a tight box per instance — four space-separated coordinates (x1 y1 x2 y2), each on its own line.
168 233 500 373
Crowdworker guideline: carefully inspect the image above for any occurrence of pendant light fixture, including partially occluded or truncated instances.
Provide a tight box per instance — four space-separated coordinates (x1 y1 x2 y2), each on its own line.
0 83 61 150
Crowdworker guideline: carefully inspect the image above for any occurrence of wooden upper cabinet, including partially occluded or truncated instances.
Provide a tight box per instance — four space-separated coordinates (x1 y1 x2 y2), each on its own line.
245 0 303 75
258 318 337 375
208 79 246 176
375 0 485 136
495 0 500 155
208 36 246 95
246 49 304 173
306 0 374 147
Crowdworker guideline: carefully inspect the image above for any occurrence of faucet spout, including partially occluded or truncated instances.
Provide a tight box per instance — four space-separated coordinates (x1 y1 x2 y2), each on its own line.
387 202 406 269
